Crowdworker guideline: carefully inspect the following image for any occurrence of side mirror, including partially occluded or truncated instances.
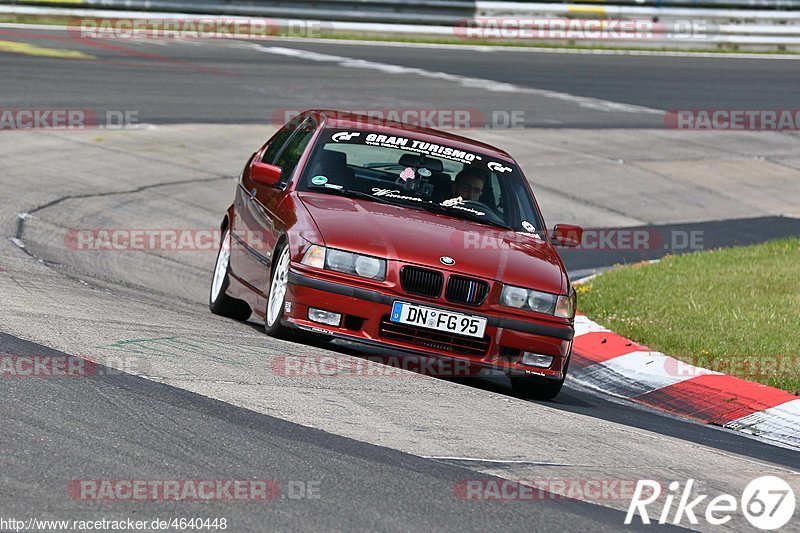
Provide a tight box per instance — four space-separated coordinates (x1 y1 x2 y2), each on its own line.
251 161 282 187
551 224 583 248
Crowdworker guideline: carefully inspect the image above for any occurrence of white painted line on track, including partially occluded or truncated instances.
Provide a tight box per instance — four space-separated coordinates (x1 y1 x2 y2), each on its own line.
256 45 663 115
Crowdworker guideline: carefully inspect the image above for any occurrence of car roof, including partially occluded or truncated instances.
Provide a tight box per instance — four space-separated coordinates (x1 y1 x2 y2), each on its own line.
303 109 516 164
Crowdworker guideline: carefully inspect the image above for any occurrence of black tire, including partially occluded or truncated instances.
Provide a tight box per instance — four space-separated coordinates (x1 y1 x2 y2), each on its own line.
209 227 251 321
510 354 570 401
510 375 565 401
294 330 335 344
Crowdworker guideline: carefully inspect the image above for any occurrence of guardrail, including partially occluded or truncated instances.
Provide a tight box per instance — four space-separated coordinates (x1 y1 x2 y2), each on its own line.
478 2 800 20
474 2 800 47
0 0 476 25
1 0 799 49
488 0 800 8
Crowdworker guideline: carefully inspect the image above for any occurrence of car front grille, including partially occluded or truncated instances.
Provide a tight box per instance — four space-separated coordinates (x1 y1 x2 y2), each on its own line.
445 275 490 306
399 266 443 298
379 318 491 357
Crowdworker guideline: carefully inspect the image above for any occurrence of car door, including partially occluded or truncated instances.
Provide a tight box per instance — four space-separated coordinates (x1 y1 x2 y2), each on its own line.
231 116 316 296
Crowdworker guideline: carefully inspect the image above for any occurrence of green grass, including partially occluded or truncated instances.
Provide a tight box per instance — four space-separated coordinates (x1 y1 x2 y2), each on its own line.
0 15 76 26
577 238 800 393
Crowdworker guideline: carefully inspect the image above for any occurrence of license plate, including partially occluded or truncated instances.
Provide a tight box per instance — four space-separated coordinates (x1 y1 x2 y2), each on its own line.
390 301 487 338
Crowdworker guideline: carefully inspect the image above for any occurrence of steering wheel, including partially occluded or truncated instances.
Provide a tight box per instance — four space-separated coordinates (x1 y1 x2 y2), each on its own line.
461 199 494 212
461 199 505 223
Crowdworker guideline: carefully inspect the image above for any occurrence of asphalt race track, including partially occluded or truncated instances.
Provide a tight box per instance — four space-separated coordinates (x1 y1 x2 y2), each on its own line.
1 28 799 531
2 333 643 531
0 28 799 127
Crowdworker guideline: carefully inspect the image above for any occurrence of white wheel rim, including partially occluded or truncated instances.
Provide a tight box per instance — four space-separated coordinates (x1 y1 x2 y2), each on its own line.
210 230 231 303
267 247 290 327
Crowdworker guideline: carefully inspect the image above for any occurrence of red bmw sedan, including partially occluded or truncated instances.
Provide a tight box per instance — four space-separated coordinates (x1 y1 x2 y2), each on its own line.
210 110 583 399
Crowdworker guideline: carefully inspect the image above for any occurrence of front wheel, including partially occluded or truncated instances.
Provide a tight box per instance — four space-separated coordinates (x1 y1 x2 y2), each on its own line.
265 244 291 337
510 375 565 401
294 330 334 344
510 355 570 401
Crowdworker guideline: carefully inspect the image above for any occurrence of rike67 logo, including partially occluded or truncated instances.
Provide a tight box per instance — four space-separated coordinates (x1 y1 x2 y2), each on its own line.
626 476 795 530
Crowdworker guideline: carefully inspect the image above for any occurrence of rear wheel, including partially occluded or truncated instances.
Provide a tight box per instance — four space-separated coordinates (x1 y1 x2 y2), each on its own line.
209 228 251 320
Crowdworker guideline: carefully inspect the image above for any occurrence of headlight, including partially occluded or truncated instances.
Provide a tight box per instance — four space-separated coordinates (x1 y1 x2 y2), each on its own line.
355 255 382 279
500 284 561 316
555 291 576 319
300 244 326 269
327 248 354 272
500 286 528 308
301 245 386 281
528 290 557 314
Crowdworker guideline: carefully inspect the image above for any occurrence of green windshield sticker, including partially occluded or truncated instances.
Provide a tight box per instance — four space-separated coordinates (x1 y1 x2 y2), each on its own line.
311 175 328 186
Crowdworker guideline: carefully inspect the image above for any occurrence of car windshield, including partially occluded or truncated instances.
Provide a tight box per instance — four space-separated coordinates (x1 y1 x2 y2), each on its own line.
298 128 545 234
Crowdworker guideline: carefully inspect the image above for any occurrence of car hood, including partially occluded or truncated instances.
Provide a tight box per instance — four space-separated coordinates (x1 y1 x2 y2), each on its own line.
298 192 566 294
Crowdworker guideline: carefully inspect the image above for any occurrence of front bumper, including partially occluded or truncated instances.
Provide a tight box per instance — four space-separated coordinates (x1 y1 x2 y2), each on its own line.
283 268 574 380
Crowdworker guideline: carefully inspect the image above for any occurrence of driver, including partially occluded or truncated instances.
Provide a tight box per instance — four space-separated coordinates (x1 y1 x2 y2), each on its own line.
452 167 485 202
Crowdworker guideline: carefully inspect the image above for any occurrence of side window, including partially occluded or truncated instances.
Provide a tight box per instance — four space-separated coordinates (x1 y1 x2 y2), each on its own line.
262 115 306 164
272 120 315 187
511 178 542 232
488 173 505 215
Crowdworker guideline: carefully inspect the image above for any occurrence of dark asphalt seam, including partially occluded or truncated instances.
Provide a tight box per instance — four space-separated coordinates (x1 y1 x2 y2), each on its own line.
10 174 235 309
4 245 211 315
15 174 234 240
